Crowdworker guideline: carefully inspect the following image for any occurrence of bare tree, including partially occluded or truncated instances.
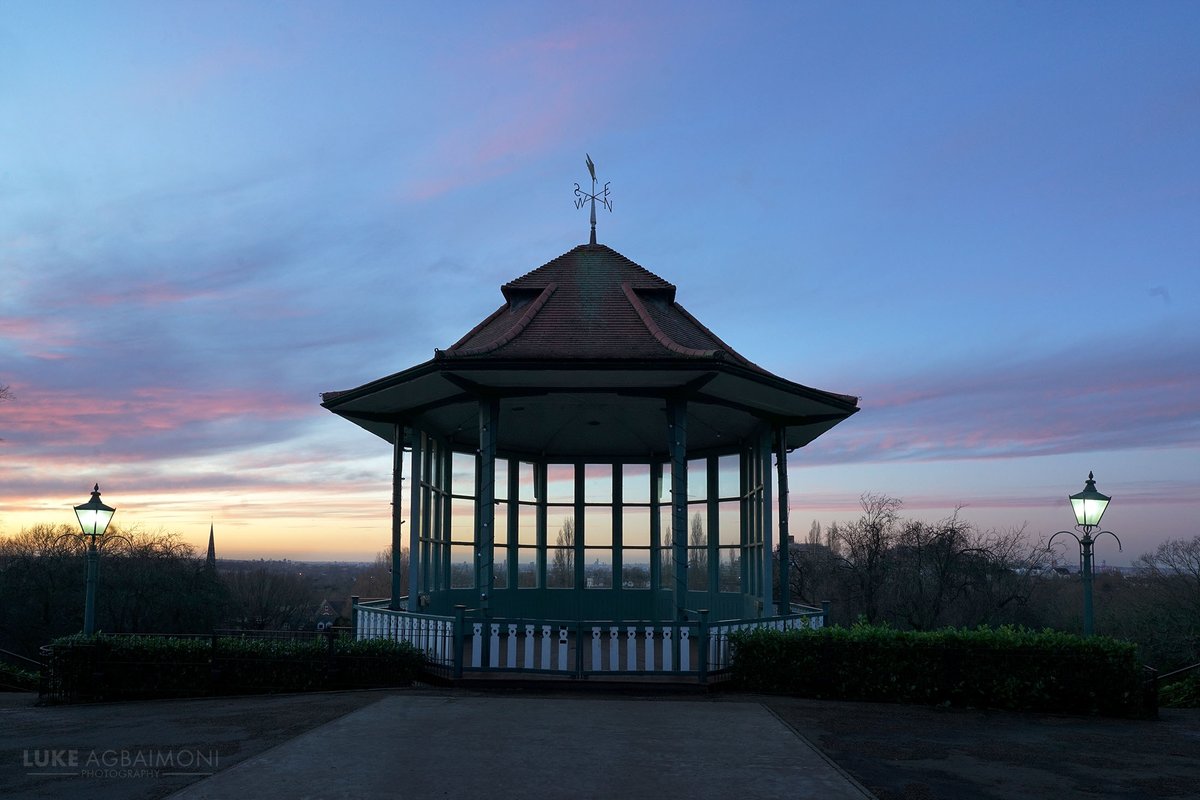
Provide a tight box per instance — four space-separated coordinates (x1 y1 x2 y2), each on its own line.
350 545 410 600
887 513 1043 630
1133 536 1200 665
832 494 903 624
221 565 317 630
97 526 222 633
0 523 81 652
0 383 12 442
688 512 708 589
787 539 838 607
889 512 980 630
549 518 574 588
0 523 221 650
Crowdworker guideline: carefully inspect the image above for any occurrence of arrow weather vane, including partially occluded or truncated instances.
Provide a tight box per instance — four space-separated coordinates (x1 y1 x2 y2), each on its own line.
574 153 612 245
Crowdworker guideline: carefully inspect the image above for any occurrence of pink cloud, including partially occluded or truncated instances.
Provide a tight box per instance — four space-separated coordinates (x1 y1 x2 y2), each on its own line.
127 42 278 106
0 384 309 453
398 14 659 203
801 340 1200 466
0 316 79 359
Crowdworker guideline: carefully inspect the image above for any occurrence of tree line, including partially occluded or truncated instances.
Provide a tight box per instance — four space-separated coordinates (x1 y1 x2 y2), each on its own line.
3 498 1197 673
786 494 1200 671
0 523 406 659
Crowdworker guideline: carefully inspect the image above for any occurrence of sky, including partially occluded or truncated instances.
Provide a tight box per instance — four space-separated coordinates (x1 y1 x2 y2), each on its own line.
1 1 1197 564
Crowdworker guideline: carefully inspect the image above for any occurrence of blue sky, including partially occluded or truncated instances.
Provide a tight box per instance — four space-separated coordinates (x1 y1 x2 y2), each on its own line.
2 1 1197 563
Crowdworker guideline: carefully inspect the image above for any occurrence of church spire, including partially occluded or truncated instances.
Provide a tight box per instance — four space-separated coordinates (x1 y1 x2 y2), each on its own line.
205 522 216 572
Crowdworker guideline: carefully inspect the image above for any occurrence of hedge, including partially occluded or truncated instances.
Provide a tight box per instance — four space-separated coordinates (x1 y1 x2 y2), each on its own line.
0 661 39 691
730 624 1144 717
42 634 424 702
1160 670 1200 708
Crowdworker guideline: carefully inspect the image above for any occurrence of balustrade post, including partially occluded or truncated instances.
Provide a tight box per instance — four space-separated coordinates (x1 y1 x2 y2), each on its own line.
480 606 491 671
575 621 584 678
453 605 466 679
697 609 709 684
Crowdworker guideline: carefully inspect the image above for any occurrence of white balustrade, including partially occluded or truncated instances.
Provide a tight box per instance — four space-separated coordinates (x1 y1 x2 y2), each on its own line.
556 626 569 670
489 623 501 668
353 602 823 677
470 622 483 668
591 627 602 670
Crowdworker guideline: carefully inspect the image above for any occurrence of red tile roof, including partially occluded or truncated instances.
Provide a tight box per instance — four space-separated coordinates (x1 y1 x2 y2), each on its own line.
436 244 762 370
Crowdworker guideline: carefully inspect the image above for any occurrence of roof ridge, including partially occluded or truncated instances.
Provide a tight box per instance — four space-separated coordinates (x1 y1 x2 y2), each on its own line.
669 300 761 370
438 284 558 359
621 282 720 359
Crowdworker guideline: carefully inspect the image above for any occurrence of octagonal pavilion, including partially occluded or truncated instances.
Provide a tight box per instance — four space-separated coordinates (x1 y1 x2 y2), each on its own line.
323 240 858 678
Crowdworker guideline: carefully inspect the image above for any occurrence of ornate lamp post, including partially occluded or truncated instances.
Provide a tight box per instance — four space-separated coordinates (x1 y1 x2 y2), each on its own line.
74 484 116 636
1049 472 1121 636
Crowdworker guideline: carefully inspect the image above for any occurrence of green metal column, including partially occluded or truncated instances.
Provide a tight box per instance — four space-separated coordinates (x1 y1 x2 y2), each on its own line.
760 427 774 616
408 431 423 600
391 423 406 610
574 463 586 591
650 460 662 601
444 441 451 592
669 399 688 623
83 539 98 636
424 435 437 592
739 446 750 602
507 458 519 590
775 426 790 612
612 465 623 618
478 398 498 610
1081 537 1095 636
706 455 719 596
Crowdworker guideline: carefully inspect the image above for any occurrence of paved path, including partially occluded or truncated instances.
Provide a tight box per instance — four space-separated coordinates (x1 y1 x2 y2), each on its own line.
1 690 872 800
167 694 873 800
16 687 1195 799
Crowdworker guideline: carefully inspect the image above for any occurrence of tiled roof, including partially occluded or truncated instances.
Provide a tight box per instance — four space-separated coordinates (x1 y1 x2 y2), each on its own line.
436 244 760 369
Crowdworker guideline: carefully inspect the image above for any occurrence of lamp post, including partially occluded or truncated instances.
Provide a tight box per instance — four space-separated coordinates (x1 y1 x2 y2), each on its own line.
74 484 116 636
1049 472 1121 636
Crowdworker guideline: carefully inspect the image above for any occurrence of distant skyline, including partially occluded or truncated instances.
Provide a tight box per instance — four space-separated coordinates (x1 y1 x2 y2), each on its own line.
2 2 1197 565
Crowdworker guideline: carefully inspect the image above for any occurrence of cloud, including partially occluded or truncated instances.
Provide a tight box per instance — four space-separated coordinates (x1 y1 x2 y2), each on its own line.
0 383 311 461
801 335 1200 466
395 12 662 203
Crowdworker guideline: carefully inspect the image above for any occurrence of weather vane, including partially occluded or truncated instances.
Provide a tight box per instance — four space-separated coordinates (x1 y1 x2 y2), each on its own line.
574 153 611 245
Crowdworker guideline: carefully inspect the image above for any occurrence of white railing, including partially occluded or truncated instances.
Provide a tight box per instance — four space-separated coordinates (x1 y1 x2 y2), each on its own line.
469 621 693 674
356 605 454 667
707 607 825 672
353 601 827 679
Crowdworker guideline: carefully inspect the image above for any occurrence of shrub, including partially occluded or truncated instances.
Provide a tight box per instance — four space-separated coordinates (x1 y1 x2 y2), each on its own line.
43 634 424 702
0 661 39 691
1159 670 1200 708
730 624 1144 716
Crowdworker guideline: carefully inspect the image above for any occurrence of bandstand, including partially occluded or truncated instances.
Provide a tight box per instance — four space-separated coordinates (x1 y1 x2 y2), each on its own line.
322 237 859 680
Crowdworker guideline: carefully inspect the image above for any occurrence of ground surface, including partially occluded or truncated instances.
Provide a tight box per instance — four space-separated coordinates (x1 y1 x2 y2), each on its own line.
1 687 1197 799
759 694 1200 800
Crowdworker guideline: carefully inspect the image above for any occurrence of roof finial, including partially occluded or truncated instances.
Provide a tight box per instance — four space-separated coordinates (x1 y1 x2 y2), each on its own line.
574 153 611 245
